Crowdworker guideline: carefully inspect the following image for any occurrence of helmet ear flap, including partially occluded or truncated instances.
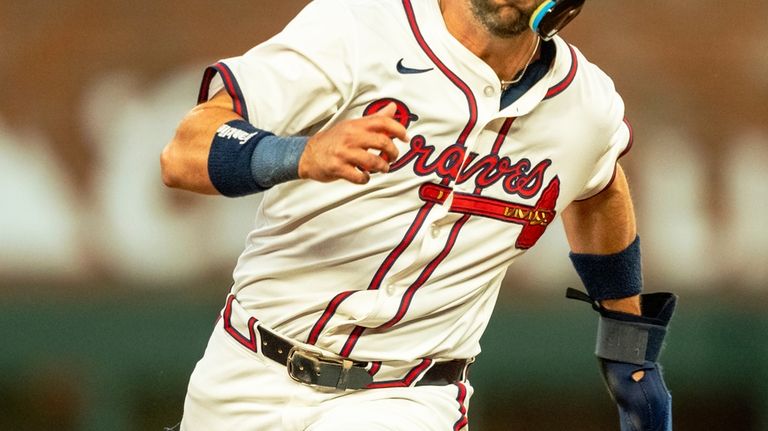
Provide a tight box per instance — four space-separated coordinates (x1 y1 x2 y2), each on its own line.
529 0 586 40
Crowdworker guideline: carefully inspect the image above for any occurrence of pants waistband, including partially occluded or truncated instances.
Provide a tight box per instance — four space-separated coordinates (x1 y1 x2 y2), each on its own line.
221 294 473 390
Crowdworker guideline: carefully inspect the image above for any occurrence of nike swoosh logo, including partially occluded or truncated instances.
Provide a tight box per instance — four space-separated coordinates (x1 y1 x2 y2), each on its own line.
396 58 434 74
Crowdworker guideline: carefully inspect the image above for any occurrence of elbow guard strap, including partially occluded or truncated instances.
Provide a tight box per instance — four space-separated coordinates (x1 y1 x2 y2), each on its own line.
596 313 668 365
566 288 677 365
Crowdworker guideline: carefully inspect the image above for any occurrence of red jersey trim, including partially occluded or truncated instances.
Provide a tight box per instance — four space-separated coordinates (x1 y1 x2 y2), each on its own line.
198 62 250 121
453 382 470 430
543 43 578 100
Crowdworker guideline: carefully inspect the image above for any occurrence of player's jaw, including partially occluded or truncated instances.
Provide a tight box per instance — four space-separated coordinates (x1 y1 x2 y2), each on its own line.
469 0 540 38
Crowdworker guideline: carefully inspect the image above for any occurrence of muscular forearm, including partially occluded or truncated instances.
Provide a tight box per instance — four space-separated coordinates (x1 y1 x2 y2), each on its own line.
161 91 241 194
562 164 636 254
161 92 404 196
562 164 641 315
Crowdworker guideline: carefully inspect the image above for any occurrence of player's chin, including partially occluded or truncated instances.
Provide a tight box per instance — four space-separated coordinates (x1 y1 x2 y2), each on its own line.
491 5 535 35
496 0 538 12
487 17 531 38
490 0 529 5
472 0 532 37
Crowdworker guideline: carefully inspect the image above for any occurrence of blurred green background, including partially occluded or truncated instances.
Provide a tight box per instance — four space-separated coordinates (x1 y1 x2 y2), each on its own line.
1 0 767 430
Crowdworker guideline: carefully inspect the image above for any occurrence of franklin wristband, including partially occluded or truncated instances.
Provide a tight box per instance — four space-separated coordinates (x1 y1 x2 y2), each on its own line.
569 235 643 301
208 120 306 197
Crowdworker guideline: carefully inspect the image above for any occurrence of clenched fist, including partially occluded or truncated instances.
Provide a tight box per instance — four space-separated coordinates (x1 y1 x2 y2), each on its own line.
298 103 407 184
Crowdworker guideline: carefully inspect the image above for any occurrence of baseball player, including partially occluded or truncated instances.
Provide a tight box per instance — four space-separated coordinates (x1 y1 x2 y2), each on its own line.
161 0 677 430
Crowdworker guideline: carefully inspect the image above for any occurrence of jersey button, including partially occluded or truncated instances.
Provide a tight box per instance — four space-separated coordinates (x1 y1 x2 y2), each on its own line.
430 224 440 238
483 86 495 97
386 284 396 295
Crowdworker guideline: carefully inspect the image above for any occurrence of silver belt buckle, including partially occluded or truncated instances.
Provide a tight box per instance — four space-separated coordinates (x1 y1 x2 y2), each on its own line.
286 347 321 384
285 346 312 383
286 347 361 391
286 347 335 388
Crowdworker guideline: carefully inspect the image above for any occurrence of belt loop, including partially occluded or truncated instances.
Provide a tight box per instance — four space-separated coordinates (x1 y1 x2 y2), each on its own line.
336 359 354 390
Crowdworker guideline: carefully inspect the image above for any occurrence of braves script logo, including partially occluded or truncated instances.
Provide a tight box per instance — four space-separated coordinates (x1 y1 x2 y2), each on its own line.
390 136 551 198
364 99 560 249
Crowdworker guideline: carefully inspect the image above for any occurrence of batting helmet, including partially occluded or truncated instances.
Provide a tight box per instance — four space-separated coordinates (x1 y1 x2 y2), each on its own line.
529 0 586 40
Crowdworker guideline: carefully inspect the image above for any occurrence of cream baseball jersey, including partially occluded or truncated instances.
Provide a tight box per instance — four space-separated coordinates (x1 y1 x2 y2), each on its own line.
199 0 631 382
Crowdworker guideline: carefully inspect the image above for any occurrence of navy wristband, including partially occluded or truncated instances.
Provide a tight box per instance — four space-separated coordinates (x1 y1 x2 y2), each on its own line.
208 120 307 196
208 120 273 197
569 235 643 301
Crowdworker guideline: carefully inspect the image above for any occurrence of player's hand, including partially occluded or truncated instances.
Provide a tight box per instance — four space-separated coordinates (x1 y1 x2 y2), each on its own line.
298 103 407 184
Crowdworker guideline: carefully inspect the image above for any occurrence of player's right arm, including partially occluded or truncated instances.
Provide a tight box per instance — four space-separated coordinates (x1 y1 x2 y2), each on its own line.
160 91 404 195
161 90 240 195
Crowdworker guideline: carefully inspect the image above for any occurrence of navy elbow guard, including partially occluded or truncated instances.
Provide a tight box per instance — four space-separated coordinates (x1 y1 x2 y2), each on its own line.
567 288 677 431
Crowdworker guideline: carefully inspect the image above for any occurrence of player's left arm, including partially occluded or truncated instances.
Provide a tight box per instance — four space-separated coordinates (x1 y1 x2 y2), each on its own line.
561 163 640 315
561 164 676 431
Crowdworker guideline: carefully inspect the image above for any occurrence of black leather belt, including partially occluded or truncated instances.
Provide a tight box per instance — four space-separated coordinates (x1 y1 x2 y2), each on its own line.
256 325 471 391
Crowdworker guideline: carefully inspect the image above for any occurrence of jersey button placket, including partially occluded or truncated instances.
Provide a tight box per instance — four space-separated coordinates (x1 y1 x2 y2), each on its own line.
483 85 495 97
430 223 440 238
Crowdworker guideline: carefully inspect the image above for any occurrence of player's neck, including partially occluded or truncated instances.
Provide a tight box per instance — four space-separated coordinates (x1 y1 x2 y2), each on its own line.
440 0 540 84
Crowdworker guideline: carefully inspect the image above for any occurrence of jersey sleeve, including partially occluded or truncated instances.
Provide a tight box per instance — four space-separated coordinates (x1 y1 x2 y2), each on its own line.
198 0 359 135
573 86 634 201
